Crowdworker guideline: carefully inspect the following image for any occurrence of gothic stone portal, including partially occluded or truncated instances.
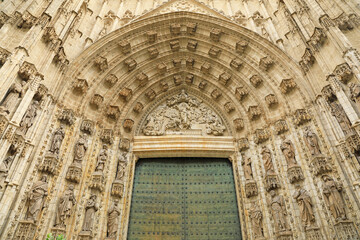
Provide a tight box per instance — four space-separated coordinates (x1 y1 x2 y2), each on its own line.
127 158 242 240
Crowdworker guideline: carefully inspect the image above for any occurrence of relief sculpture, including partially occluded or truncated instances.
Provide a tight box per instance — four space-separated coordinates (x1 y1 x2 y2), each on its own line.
54 185 76 228
293 186 316 229
322 175 347 221
107 200 120 238
24 175 48 222
18 100 39 135
0 81 25 115
142 90 226 136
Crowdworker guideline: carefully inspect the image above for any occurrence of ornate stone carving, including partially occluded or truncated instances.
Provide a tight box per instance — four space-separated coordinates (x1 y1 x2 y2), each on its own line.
136 72 149 87
259 56 274 71
346 133 360 154
0 47 10 66
170 23 181 35
148 47 159 59
170 40 180 51
242 154 253 180
17 11 37 29
72 78 88 94
100 129 113 145
157 63 167 74
294 109 311 126
146 31 157 43
34 84 48 102
311 154 332 176
119 88 132 102
104 74 118 86
54 47 69 66
24 176 48 222
235 86 248 102
249 203 265 239
81 120 94 135
208 46 221 57
233 118 244 131
18 62 37 81
39 153 58 174
49 125 65 156
186 57 195 68
268 190 292 234
186 22 197 35
160 81 169 92
133 102 144 113
90 145 108 191
66 162 82 183
111 180 124 198
230 58 242 70
73 133 88 162
0 11 10 28
322 175 347 221
0 81 25 115
185 74 194 85
280 139 298 167
18 100 39 135
119 138 130 151
235 40 248 54
0 154 14 188
173 74 182 85
330 102 352 136
322 85 336 102
232 10 246 25
119 40 131 54
219 72 231 85
142 90 226 136
303 127 321 156
245 180 258 198
248 106 261 121
124 58 137 71
334 63 353 84
210 28 222 41
94 56 108 71
224 102 235 113
254 128 269 144
238 138 249 152
308 27 327 51
334 221 359 239
261 146 275 175
106 106 120 120
42 27 59 44
172 58 181 68
145 89 156 101
299 48 315 72
198 81 207 90
81 195 99 234
274 119 288 135
280 78 297 94
293 187 316 229
250 75 262 88
90 94 103 108
201 62 211 74
107 200 120 238
349 83 360 111
15 221 37 239
58 109 75 125
54 185 76 229
123 119 134 132
187 40 197 51
211 89 221 99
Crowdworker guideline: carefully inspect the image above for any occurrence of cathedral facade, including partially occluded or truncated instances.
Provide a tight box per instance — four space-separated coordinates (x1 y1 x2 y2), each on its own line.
0 0 360 239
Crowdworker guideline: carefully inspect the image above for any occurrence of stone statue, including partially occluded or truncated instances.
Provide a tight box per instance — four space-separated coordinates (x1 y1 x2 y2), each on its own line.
0 155 15 188
280 139 297 167
330 102 352 136
82 194 99 232
18 100 39 135
95 144 108 172
49 125 65 155
116 153 127 180
249 203 264 238
349 82 360 110
304 127 321 155
269 190 290 232
242 155 253 180
25 175 48 222
54 184 76 228
73 133 88 162
261 146 275 175
322 175 347 221
107 200 121 238
293 187 316 229
0 81 25 115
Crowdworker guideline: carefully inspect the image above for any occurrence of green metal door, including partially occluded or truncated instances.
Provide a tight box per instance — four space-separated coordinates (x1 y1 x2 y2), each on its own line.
127 158 242 240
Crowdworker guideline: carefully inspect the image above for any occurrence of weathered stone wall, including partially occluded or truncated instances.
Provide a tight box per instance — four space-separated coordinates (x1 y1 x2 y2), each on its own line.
0 0 359 239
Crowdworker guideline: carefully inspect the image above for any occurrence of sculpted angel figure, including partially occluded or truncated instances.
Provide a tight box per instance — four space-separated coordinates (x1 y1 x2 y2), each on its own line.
54 185 76 228
18 100 39 134
303 127 321 156
261 146 275 175
107 200 121 238
322 175 347 221
25 175 48 222
73 133 88 162
293 187 316 229
49 125 65 155
280 139 297 167
95 144 108 172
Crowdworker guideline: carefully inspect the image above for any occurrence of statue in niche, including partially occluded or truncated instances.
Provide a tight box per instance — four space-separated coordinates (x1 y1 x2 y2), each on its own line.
49 125 65 156
261 146 275 175
82 194 99 232
293 186 316 229
0 81 26 115
280 139 298 167
242 154 253 180
25 175 48 222
142 90 226 136
95 144 108 172
54 184 76 228
0 155 15 188
349 82 360 110
18 100 39 135
322 175 347 221
269 190 290 232
73 133 88 162
116 153 127 180
249 202 264 238
303 127 321 156
107 200 120 238
330 102 353 136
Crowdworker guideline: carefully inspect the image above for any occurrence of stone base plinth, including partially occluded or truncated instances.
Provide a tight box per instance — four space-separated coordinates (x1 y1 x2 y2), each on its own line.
265 173 280 191
245 180 258 198
15 220 37 239
287 165 304 183
111 180 124 198
89 171 104 191
39 153 58 174
66 162 82 183
78 230 93 240
334 220 359 240
305 227 321 239
276 230 293 240
311 154 331 175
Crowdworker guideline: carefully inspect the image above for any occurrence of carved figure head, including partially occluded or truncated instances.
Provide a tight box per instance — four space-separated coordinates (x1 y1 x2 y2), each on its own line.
41 175 47 182
269 190 276 197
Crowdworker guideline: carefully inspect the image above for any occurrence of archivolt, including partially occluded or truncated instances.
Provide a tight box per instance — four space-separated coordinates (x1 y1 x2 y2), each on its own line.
56 11 313 138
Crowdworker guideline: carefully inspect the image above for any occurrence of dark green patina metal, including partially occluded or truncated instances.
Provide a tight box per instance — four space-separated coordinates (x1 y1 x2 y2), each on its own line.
127 158 242 240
